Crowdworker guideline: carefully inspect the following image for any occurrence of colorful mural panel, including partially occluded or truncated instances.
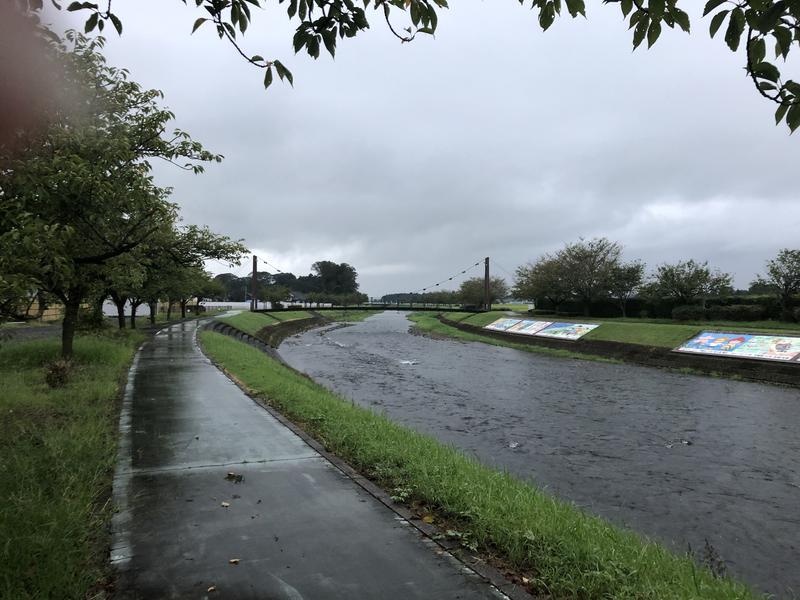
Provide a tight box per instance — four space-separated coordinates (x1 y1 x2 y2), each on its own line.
676 331 800 363
505 320 553 335
485 318 522 331
535 322 600 340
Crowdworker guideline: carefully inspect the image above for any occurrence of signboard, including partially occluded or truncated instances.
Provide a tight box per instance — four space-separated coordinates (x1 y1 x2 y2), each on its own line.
484 318 598 340
535 322 600 340
675 331 800 363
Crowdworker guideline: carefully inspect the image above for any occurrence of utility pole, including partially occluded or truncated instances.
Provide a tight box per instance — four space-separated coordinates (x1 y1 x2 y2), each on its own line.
483 256 490 311
250 255 257 311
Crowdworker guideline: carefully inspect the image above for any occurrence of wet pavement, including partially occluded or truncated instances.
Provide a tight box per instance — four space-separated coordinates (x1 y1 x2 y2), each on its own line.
279 311 800 598
112 320 509 599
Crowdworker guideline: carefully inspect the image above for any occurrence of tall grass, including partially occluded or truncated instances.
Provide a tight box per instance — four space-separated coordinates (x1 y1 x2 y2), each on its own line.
0 332 143 599
199 331 756 599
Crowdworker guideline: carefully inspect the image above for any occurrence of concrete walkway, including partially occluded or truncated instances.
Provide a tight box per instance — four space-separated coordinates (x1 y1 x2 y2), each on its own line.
111 321 508 599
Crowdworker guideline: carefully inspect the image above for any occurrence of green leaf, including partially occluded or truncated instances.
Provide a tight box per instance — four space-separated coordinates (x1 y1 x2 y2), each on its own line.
702 0 725 17
786 103 800 133
757 81 776 92
724 7 744 51
620 0 632 17
263 66 273 89
647 19 661 48
672 8 690 33
649 0 664 19
109 13 123 34
709 9 728 38
773 26 792 59
633 13 649 49
84 12 98 33
784 80 800 96
274 60 294 86
66 1 83 10
565 0 585 18
775 102 789 125
192 17 208 33
757 0 786 33
753 61 780 82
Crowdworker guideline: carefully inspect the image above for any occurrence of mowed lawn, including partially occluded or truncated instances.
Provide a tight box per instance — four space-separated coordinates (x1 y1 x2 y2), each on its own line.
0 332 143 599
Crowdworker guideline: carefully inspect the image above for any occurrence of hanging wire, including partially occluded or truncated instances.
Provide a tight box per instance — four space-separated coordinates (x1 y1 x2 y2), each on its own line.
406 259 483 295
492 260 517 282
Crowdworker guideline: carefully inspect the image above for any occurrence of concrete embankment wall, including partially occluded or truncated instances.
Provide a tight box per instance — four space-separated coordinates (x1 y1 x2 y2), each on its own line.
204 316 324 361
438 315 800 387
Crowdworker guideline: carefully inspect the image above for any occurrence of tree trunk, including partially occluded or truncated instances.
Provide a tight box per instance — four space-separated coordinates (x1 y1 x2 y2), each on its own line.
148 302 157 325
61 295 81 359
114 299 126 329
130 302 140 329
166 300 173 320
180 299 187 319
35 290 47 319
620 300 627 318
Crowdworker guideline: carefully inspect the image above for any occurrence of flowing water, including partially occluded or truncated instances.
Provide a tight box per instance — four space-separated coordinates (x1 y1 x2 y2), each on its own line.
279 311 800 597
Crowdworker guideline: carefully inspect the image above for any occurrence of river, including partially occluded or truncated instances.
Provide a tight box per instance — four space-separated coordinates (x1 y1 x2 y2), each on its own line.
278 311 800 597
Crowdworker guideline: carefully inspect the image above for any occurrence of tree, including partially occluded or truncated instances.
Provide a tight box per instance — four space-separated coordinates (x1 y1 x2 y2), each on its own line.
607 260 645 318
311 261 359 295
258 284 290 307
513 256 572 314
30 0 800 132
651 259 733 306
458 276 508 308
0 34 225 356
559 237 622 316
752 248 800 318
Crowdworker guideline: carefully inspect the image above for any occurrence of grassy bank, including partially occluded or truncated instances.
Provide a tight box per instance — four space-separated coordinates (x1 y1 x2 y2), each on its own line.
0 331 144 599
452 311 800 348
199 330 754 599
408 313 614 363
315 308 377 322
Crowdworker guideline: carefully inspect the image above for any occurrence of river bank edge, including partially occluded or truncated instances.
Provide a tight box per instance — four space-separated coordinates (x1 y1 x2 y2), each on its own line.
198 318 759 600
422 313 800 387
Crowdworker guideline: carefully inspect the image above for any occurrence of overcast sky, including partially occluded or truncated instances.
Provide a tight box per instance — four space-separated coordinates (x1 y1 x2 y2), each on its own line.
53 1 798 297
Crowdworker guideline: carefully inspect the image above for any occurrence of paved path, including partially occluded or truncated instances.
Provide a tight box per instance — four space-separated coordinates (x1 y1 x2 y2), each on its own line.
112 321 507 599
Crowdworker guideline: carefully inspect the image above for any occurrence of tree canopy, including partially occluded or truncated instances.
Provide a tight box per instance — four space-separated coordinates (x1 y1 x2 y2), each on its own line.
0 33 247 354
20 0 800 132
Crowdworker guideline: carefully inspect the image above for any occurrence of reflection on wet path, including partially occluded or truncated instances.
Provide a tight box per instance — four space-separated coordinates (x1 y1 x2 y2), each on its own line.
279 312 800 597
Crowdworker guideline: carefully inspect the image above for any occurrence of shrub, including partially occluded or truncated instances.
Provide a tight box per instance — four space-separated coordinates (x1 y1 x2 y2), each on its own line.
44 359 72 388
672 305 707 321
708 304 766 321
527 308 555 316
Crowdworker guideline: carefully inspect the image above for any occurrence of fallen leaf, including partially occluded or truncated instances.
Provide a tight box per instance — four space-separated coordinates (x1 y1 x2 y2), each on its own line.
228 558 240 565
422 515 434 524
221 502 230 508
207 585 217 592
522 577 530 585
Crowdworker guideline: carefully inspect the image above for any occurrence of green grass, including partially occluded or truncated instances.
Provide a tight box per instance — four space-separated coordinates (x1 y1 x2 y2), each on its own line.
318 309 378 323
217 311 279 335
265 310 313 322
0 331 144 599
199 330 756 599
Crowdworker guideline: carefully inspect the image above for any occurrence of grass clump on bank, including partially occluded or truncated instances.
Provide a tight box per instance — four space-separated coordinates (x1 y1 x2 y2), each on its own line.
267 310 313 322
199 330 755 599
0 331 144 599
